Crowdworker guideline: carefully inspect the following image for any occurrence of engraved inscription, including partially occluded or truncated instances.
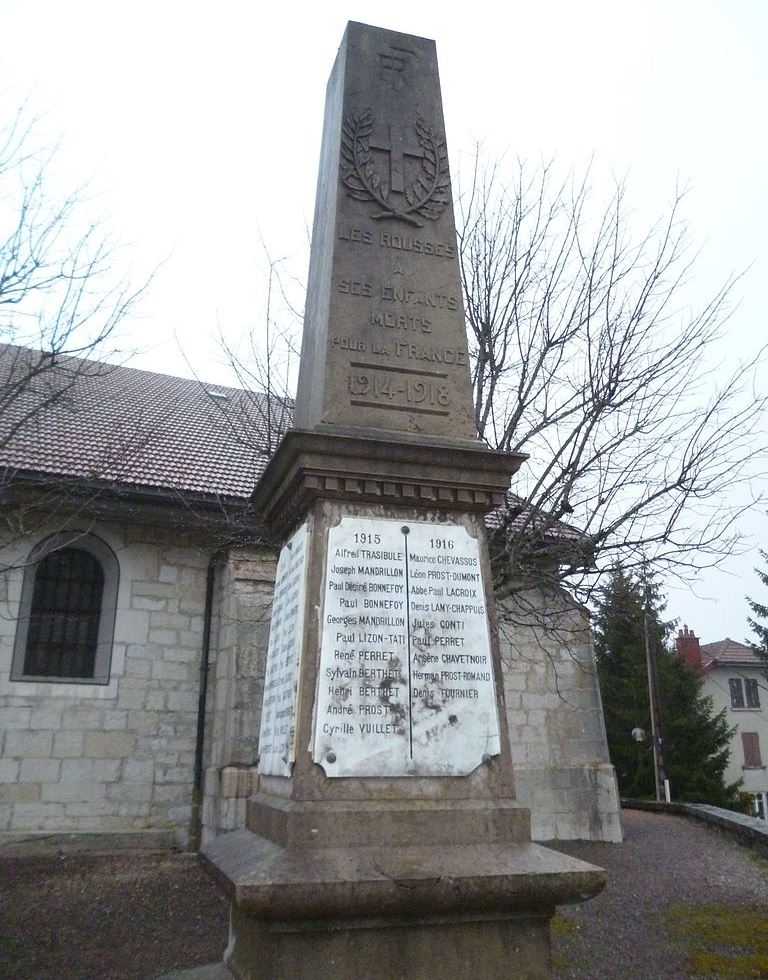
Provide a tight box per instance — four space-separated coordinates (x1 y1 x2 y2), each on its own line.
313 518 500 777
258 523 309 777
337 277 373 296
381 285 458 310
337 225 455 258
347 362 450 416
369 311 432 333
340 110 450 227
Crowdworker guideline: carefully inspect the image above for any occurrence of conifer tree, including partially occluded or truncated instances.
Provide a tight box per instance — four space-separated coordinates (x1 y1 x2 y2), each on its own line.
594 566 740 807
746 549 768 660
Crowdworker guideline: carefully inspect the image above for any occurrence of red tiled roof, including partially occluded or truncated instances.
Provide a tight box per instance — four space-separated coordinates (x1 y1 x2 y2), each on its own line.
700 637 764 667
0 345 588 549
0 344 292 503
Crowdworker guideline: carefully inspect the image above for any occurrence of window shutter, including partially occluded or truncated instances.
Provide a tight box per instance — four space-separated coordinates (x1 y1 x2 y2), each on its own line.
729 678 745 709
745 678 761 709
742 732 763 768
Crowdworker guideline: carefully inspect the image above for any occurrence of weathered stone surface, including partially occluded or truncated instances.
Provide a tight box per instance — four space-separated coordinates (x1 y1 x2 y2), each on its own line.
205 828 605 980
294 22 477 443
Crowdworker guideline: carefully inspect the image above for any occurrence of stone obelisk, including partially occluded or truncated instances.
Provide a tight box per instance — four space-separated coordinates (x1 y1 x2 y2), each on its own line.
204 22 604 980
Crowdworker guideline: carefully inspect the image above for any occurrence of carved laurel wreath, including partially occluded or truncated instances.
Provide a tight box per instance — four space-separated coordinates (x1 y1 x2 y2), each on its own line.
340 110 450 227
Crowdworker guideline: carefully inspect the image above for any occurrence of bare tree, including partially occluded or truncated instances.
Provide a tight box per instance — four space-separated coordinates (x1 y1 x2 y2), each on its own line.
207 243 300 460
456 154 767 610
0 106 151 554
0 106 150 435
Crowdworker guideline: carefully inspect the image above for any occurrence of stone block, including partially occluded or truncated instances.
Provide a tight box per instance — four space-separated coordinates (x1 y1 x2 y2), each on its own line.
178 629 203 648
82 731 136 759
152 660 190 682
113 609 150 645
41 781 106 803
61 758 95 781
127 710 160 734
152 784 185 804
132 581 177 599
144 691 167 711
65 801 120 818
0 706 33 728
12 802 65 822
156 765 191 785
131 597 167 612
107 781 153 803
116 682 147 710
123 657 153 679
505 672 527 691
161 646 197 663
102 710 129 731
150 611 190 630
123 759 155 782
4 730 53 759
149 629 178 646
159 565 178 584
19 759 61 783
166 691 198 712
0 759 21 782
28 707 64 731
0 783 41 803
61 708 105 731
94 760 122 782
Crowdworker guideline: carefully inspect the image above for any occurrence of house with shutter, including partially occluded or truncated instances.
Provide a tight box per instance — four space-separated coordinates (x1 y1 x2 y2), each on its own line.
0 343 621 847
676 626 768 818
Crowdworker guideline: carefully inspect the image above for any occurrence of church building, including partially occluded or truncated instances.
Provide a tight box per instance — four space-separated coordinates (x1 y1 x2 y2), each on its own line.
0 343 621 847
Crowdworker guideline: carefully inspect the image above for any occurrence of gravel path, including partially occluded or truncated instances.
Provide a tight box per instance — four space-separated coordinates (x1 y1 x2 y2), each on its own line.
1 809 767 979
550 808 768 978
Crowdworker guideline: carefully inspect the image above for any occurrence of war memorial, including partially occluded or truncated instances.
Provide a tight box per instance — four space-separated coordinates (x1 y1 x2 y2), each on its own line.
204 22 605 979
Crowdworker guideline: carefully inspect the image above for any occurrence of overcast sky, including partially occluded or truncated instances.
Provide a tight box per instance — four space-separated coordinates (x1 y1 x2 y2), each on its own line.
2 0 766 642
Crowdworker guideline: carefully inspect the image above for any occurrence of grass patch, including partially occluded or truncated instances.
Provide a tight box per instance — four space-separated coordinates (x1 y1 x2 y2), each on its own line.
551 914 578 936
666 905 768 977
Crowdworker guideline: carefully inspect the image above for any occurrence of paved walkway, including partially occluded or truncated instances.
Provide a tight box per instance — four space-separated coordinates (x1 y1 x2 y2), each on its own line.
2 809 767 978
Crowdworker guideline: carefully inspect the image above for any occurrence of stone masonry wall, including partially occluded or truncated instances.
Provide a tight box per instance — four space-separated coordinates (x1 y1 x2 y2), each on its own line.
498 587 622 842
201 547 276 844
0 517 212 846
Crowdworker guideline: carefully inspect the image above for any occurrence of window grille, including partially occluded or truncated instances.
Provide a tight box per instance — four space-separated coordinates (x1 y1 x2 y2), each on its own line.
23 548 104 679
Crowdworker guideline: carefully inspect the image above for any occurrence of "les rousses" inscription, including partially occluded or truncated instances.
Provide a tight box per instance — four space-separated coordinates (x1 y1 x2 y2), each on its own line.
339 225 456 258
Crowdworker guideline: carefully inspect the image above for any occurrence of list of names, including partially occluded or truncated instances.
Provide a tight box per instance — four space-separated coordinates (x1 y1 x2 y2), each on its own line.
312 516 500 776
258 522 309 777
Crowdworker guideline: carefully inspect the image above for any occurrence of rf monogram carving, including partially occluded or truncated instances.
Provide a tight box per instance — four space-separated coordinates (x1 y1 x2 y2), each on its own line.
340 110 450 227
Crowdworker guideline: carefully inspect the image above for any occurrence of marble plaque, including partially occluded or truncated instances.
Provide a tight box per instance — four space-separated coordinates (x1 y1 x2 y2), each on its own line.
312 516 499 776
258 522 309 777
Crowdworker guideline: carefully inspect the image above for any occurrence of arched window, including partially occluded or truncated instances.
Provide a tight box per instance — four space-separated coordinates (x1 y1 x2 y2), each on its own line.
11 532 119 684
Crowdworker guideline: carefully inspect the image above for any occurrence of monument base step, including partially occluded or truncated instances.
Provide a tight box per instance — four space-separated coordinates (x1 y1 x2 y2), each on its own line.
202 828 604 979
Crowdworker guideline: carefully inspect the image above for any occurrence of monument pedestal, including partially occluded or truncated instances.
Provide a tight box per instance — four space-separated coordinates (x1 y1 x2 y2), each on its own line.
206 826 603 980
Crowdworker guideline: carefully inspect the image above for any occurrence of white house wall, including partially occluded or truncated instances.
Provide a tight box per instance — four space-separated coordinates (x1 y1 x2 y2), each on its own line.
702 665 768 802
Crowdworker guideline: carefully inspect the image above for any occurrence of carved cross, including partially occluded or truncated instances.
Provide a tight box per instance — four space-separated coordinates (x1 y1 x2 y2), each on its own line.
369 123 423 194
